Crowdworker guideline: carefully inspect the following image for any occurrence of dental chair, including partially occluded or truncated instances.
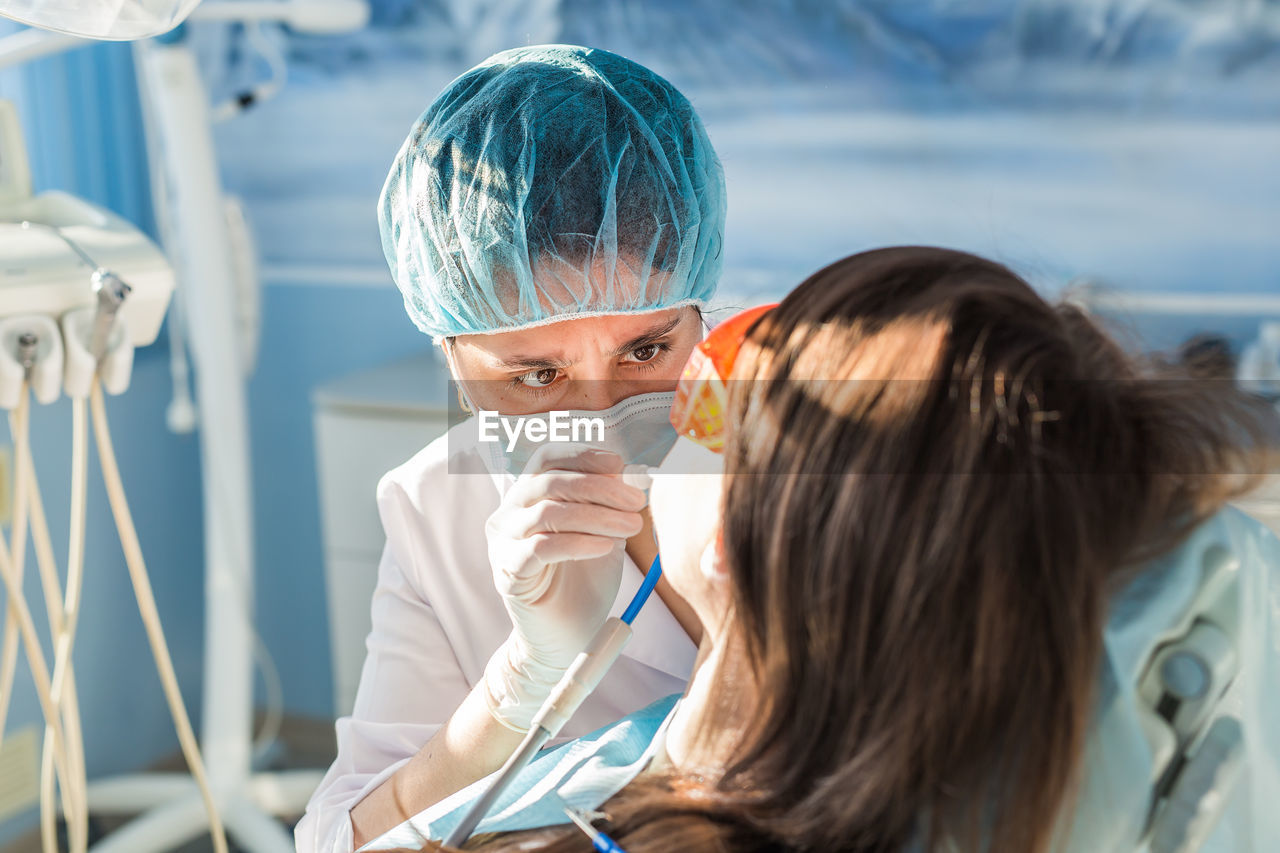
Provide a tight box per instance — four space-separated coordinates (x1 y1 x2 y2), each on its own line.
1067 507 1280 853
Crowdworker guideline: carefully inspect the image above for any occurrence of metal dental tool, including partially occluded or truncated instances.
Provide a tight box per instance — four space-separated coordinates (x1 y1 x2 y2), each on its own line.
89 268 131 360
563 804 628 853
17 330 37 375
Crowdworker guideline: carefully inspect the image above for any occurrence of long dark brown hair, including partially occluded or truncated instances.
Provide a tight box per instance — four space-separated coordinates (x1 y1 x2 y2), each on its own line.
460 247 1277 853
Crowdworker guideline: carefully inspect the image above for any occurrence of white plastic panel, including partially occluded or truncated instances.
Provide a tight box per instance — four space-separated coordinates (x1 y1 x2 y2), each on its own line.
0 191 173 346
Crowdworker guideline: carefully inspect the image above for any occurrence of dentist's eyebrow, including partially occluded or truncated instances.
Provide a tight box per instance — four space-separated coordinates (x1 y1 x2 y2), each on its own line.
497 354 571 371
612 314 683 357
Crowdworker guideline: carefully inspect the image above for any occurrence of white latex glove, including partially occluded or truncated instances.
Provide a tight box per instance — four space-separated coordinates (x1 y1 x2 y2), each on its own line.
482 444 647 731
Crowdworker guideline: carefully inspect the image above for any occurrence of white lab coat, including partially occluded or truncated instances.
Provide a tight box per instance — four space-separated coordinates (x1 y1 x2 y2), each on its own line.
296 421 698 853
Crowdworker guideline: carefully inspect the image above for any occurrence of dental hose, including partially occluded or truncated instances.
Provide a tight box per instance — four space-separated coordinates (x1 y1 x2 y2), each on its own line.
5 386 89 853
0 267 226 853
0 387 81 850
620 558 662 626
90 380 230 853
0 380 225 853
13 386 92 853
0 387 35 745
39 393 91 853
0 389 30 746
443 557 664 848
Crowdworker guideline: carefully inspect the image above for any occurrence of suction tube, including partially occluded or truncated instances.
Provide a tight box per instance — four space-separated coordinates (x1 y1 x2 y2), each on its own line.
622 556 662 625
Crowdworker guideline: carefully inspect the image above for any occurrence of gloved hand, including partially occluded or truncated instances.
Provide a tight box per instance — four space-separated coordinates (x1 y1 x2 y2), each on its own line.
482 444 648 732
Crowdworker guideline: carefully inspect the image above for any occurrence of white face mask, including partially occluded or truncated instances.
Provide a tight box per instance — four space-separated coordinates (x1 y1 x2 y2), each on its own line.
476 391 679 477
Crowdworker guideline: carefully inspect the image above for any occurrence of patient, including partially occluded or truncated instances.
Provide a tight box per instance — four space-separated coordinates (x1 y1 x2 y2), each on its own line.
398 247 1280 852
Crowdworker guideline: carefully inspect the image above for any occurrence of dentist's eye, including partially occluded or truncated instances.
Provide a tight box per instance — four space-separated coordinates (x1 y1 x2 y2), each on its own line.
626 342 669 365
632 344 660 362
514 368 560 388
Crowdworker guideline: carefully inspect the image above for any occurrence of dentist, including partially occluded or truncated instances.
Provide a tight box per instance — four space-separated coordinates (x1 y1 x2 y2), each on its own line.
296 45 725 853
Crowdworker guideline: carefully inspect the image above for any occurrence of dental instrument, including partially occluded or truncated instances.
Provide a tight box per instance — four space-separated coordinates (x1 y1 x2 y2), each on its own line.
88 271 131 361
442 556 665 848
563 805 628 853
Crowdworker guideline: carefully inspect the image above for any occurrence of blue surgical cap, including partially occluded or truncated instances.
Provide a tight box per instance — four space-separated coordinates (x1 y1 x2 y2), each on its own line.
378 45 726 342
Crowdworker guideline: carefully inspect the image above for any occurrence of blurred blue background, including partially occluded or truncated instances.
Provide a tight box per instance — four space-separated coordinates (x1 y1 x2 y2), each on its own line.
0 1 1278 845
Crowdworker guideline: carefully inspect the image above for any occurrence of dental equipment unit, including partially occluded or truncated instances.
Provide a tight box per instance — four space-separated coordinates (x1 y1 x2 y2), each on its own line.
0 2 369 850
0 96 216 853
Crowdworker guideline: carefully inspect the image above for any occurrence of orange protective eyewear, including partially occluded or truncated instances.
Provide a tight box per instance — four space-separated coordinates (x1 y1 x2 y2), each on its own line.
670 303 778 452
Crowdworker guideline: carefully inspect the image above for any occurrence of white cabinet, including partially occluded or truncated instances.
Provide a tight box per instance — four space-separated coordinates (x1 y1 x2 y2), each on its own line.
312 351 452 717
